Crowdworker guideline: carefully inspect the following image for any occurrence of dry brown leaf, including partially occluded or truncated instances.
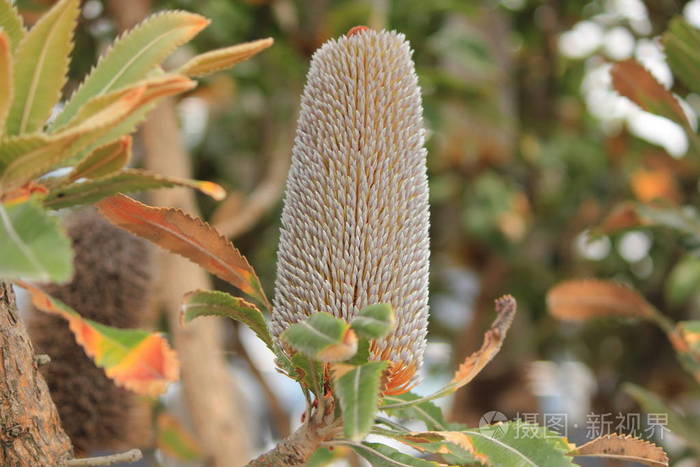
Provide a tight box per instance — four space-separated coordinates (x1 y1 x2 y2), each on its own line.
597 202 644 234
611 60 689 127
547 279 655 321
568 434 669 467
449 295 517 391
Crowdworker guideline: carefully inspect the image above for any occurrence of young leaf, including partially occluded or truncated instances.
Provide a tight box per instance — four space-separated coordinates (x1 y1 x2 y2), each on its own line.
96 194 269 307
0 0 25 52
156 413 202 462
66 136 132 182
281 312 358 362
17 281 179 396
547 279 655 321
52 11 209 129
5 0 79 134
663 17 700 95
350 303 395 340
181 289 272 350
0 197 72 282
0 31 12 134
568 434 668 467
178 38 273 77
344 441 443 467
333 361 388 441
43 168 225 209
623 383 700 452
382 392 448 431
610 59 690 128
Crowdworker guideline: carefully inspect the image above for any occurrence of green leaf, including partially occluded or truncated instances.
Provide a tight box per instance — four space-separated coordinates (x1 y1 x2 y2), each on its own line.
305 447 340 467
0 197 72 282
43 168 225 209
156 413 202 462
623 383 700 453
281 312 358 362
345 441 443 467
52 10 208 130
0 31 12 134
671 320 700 382
177 38 273 77
637 203 700 239
382 392 448 431
66 136 132 182
461 422 575 467
6 0 79 134
351 303 395 339
664 17 700 95
0 0 25 52
180 289 273 350
666 255 700 306
290 352 323 396
333 360 387 441
345 338 370 365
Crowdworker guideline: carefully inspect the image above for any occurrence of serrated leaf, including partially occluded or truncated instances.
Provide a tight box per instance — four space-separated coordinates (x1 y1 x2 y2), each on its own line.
281 312 358 362
156 413 202 462
66 136 132 182
0 31 12 134
96 194 269 308
0 197 72 282
547 279 655 321
610 59 690 127
351 303 395 340
0 0 25 52
6 0 79 134
623 383 700 453
395 431 483 465
0 87 142 192
178 38 273 77
382 392 448 431
43 168 225 209
568 433 668 467
462 422 575 467
333 360 387 441
52 10 209 129
344 441 444 467
181 289 272 350
663 17 700 95
18 281 179 396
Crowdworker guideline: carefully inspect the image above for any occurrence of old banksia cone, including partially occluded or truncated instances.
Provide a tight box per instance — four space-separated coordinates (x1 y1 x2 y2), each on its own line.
272 28 430 393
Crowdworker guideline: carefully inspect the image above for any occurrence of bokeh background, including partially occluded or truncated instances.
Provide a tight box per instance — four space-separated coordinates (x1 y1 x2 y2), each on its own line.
14 0 700 465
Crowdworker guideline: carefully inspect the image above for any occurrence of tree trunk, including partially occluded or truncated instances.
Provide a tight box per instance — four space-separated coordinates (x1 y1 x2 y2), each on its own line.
0 282 73 466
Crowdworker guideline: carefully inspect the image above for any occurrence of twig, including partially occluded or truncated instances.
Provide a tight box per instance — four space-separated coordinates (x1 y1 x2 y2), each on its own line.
65 449 142 466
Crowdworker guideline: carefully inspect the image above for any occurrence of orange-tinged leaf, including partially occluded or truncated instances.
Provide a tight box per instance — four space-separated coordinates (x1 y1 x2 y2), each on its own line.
156 413 202 461
178 38 273 77
596 202 645 234
568 434 668 467
449 295 517 390
611 60 689 127
96 194 269 307
547 279 655 321
17 281 179 396
67 136 132 181
1 181 48 205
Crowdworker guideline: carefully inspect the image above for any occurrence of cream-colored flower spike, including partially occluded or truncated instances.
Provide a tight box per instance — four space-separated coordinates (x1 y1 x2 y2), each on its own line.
272 27 430 394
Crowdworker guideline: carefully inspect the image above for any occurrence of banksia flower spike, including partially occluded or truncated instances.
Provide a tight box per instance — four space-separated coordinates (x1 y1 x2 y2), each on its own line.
272 28 430 394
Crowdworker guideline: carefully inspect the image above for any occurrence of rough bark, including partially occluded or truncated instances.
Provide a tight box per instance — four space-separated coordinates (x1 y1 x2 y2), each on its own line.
0 282 74 466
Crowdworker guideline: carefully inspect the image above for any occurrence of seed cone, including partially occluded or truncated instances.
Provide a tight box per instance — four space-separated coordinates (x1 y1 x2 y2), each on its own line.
272 29 430 393
27 208 153 455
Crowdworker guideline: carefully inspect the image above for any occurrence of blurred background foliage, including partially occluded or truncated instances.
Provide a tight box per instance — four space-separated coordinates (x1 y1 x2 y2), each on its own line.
14 0 700 464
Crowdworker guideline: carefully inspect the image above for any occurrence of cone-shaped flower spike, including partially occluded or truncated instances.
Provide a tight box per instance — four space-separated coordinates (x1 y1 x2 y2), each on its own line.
272 28 430 394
